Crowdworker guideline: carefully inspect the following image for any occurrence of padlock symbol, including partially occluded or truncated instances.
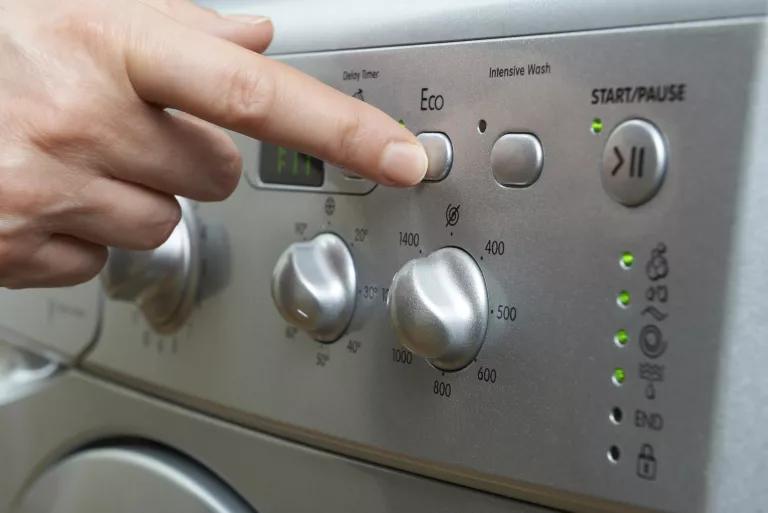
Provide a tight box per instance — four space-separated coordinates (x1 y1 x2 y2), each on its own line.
636 444 657 480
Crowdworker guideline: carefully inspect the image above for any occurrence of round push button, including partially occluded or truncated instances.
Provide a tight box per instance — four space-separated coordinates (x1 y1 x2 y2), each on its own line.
601 119 667 206
416 132 453 181
491 133 544 187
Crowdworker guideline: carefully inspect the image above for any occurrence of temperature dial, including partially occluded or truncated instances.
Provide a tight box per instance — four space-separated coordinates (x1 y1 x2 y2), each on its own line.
271 233 356 342
101 198 200 333
388 247 488 371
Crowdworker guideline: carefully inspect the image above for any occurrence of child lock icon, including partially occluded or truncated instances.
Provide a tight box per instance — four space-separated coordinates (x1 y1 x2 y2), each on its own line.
637 444 658 480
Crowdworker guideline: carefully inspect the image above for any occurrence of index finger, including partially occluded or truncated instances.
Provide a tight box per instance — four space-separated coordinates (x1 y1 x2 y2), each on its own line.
124 8 428 186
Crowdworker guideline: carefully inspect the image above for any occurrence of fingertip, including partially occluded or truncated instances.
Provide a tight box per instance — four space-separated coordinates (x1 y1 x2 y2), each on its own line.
222 14 274 52
378 141 428 186
223 14 272 25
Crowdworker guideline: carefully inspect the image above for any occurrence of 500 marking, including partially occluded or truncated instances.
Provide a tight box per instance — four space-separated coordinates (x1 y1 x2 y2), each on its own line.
495 304 517 321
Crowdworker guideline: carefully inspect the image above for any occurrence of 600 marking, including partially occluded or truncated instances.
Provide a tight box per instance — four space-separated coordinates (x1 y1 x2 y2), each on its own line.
477 366 497 383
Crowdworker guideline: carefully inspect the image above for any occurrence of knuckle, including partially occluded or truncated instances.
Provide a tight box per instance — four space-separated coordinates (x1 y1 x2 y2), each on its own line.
28 100 103 157
0 236 35 288
0 174 51 221
332 112 363 167
219 69 275 128
73 245 109 284
207 145 242 201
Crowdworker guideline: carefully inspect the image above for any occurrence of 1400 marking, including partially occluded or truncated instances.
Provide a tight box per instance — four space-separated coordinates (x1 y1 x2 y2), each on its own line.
399 231 420 247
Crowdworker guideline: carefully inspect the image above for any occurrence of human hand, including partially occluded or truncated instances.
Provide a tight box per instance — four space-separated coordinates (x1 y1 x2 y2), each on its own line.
0 0 427 288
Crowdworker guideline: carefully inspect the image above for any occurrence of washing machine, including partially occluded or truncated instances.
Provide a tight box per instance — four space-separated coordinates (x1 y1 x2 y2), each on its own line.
1 0 767 512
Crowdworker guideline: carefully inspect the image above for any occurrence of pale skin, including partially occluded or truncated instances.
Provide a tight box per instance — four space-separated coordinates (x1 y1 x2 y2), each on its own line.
0 0 428 288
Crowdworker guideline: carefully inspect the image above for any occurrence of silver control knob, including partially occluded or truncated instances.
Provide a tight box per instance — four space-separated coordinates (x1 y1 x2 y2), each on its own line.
388 248 488 371
101 198 200 334
271 233 356 342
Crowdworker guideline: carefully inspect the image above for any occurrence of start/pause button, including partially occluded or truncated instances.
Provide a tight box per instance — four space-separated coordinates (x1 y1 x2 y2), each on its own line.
601 119 667 206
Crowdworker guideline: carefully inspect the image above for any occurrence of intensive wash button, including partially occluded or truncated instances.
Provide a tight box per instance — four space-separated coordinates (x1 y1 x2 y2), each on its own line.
491 133 543 187
601 119 667 206
416 132 453 181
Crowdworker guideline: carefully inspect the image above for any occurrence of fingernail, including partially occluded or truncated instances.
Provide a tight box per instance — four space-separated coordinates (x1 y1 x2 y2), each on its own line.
379 142 428 186
223 14 271 25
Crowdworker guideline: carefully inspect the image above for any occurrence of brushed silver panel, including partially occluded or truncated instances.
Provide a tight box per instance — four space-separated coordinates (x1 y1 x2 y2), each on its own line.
0 371 555 513
82 18 764 513
15 447 253 513
0 281 101 362
197 0 766 55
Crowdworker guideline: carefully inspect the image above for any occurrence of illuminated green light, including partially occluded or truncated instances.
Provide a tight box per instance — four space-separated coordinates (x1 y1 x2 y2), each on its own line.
398 119 406 128
621 251 635 269
617 290 631 308
591 118 604 134
613 368 626 385
614 329 629 346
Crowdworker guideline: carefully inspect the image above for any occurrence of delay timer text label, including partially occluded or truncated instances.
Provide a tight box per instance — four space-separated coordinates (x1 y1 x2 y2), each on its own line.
591 84 686 104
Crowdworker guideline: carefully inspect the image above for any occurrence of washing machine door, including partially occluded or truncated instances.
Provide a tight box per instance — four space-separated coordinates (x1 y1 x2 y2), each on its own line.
14 446 254 513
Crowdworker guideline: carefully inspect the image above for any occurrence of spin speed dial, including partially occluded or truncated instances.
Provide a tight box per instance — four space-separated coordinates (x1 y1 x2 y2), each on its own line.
271 233 356 342
388 248 488 371
101 198 200 333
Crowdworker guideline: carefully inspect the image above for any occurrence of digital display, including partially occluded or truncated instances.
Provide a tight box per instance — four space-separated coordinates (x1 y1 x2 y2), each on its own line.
259 144 324 187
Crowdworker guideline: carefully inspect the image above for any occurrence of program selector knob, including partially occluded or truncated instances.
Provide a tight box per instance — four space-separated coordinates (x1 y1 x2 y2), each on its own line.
388 248 488 371
100 198 200 334
271 233 356 342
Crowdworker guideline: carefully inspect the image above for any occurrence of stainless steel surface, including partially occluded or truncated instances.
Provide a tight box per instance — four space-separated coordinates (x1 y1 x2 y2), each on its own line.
101 198 200 333
601 119 667 206
417 132 453 181
0 280 100 362
388 247 488 371
490 133 544 187
197 0 766 55
0 3 766 513
82 19 767 513
271 233 357 342
705 24 768 513
14 447 253 513
0 371 556 513
0 342 57 401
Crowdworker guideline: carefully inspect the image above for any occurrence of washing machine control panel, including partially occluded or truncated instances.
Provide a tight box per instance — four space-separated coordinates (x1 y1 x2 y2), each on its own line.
3 15 762 513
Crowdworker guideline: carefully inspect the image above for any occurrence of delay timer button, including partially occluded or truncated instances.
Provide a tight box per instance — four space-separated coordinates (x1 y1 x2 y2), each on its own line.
416 132 453 181
601 119 667 206
490 133 543 187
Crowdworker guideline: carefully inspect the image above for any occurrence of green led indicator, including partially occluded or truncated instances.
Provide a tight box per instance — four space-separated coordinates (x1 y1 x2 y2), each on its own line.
621 251 635 269
617 290 631 308
614 329 629 346
591 118 604 134
612 368 626 385
398 119 406 128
